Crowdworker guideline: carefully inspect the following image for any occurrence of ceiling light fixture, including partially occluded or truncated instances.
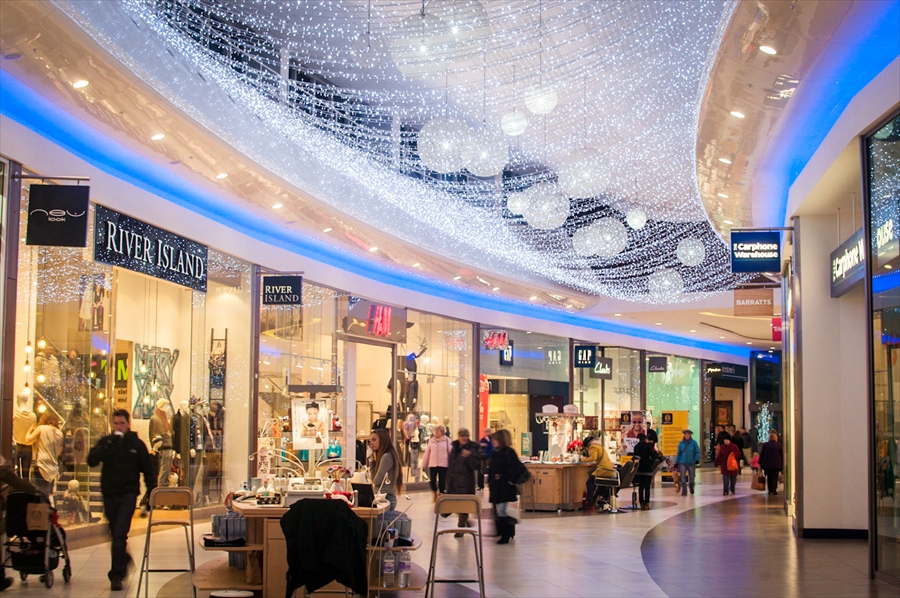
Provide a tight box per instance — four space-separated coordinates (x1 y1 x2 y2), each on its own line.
718 157 732 165
215 173 228 179
729 110 745 118
613 313 622 317
723 219 734 225
323 227 333 233
689 329 696 332
368 246 378 252
717 192 728 198
453 275 461 280
655 322 662 326
72 80 89 89
412 262 421 267
759 45 777 55
492 287 500 292
150 133 166 141
272 203 283 209
885 264 893 270
530 296 538 301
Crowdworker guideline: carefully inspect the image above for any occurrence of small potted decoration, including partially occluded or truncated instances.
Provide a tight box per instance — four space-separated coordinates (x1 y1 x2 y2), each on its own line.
566 439 583 463
326 465 351 493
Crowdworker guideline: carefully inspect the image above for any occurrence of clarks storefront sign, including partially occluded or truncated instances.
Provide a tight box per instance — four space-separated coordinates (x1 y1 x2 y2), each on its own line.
94 206 208 292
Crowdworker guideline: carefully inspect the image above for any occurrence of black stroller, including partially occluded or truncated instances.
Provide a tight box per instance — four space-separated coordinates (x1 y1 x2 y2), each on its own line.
3 492 72 588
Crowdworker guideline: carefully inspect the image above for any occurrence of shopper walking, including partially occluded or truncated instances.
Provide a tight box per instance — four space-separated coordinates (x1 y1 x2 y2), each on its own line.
739 427 753 465
87 409 156 591
731 429 745 472
632 433 660 510
368 428 402 510
715 434 741 495
446 428 482 533
674 429 701 496
478 427 493 491
0 454 36 591
758 431 784 496
421 425 451 501
583 437 616 510
24 412 63 502
489 429 527 544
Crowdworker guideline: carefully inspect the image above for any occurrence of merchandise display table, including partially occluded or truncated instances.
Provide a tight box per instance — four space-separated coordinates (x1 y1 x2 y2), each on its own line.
523 462 593 511
195 500 387 597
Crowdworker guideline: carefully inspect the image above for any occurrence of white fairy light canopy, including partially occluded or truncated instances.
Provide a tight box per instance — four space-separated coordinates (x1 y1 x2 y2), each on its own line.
56 0 748 303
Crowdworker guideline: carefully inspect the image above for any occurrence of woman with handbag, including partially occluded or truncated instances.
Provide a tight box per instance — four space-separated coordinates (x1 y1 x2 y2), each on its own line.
714 434 742 495
488 429 528 544
758 431 784 496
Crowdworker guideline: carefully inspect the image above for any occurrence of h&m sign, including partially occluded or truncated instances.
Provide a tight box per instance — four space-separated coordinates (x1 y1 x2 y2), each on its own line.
343 298 407 342
94 206 207 292
262 276 303 305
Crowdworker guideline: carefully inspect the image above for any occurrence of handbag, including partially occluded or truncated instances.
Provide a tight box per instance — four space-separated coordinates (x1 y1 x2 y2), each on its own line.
511 460 531 485
751 473 766 491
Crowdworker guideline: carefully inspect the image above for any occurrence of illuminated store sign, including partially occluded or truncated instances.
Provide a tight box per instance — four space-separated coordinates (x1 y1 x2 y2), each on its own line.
343 298 407 342
590 357 613 380
730 231 781 273
830 228 865 298
648 356 668 373
705 362 749 381
26 184 90 247
500 340 514 366
574 345 597 368
262 275 303 305
482 329 509 351
94 205 207 292
876 218 895 254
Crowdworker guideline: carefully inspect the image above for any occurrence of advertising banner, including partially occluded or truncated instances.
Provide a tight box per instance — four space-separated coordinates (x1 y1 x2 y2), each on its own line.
478 374 490 437
659 410 690 456
772 317 783 342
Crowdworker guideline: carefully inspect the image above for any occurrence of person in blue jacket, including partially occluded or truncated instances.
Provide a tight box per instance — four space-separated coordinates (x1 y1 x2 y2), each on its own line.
675 429 701 496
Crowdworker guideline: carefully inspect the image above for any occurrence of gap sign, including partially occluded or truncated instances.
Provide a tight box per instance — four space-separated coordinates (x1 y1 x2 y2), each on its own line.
730 231 781 273
574 345 597 368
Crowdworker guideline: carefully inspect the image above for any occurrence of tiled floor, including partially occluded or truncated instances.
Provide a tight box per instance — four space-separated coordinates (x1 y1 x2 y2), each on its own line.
2 469 894 597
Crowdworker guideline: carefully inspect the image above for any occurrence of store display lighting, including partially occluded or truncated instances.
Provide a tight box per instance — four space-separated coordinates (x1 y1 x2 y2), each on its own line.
37 338 46 350
36 374 46 384
272 203 283 209
59 0 748 304
729 111 745 118
23 360 30 373
25 341 33 354
718 157 732 164
676 237 706 267
215 173 229 180
717 192 729 198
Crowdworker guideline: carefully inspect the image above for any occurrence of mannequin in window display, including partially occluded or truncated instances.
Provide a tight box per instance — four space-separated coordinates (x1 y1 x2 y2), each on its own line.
425 415 436 439
62 350 87 405
399 346 426 411
403 414 421 481
34 346 62 404
173 401 193 484
149 399 174 489
13 391 36 480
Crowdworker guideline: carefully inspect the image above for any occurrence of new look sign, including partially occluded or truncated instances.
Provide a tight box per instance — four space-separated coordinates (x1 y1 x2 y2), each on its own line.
730 231 781 273
94 206 208 292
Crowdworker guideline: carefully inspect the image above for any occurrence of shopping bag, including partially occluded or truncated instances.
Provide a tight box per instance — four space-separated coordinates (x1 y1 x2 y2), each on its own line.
26 502 49 531
751 473 766 491
726 453 739 474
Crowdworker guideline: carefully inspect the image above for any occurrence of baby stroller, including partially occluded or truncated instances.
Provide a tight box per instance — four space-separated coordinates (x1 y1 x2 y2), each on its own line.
3 492 72 588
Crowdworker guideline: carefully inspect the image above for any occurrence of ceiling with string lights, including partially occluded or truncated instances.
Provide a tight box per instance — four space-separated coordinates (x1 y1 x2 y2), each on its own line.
46 0 754 304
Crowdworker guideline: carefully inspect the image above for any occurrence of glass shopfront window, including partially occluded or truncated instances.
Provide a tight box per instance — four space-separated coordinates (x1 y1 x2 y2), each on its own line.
481 330 568 456
867 112 900 582
12 189 252 528
646 354 700 455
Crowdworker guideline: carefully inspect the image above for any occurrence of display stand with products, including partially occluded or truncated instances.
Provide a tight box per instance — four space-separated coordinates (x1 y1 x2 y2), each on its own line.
524 410 592 511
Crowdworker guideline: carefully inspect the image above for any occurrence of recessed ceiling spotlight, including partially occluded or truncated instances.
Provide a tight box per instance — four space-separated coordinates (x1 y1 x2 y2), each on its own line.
729 110 745 118
530 296 538 301
526 331 532 334
2 53 23 60
759 45 777 55
655 322 662 326
720 336 726 339
613 313 622 317
566 304 575 309
272 203 283 209
72 80 89 89
412 262 421 268
718 157 732 165
322 227 332 233
885 264 893 270
723 219 734 225
717 192 729 198
453 275 461 280
368 246 378 252
492 287 500 291
215 173 228 179
150 133 165 141
689 329 696 332
746 341 753 345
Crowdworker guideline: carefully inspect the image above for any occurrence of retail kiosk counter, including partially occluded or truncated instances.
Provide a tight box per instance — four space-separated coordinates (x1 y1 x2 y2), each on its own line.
523 462 593 511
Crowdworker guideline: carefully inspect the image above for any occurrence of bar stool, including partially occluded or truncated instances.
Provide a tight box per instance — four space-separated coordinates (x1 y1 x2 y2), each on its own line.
425 494 485 598
135 486 196 598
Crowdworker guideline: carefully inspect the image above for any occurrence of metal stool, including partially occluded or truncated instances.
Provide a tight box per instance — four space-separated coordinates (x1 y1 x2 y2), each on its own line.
425 494 485 598
135 486 196 598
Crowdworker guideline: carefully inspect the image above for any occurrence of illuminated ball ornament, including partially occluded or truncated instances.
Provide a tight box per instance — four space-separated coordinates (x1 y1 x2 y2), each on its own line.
524 85 558 115
625 208 648 230
506 191 529 215
461 130 508 177
417 117 471 174
500 111 528 137
676 237 706 267
558 149 609 198
648 268 685 301
523 183 569 230
573 218 627 257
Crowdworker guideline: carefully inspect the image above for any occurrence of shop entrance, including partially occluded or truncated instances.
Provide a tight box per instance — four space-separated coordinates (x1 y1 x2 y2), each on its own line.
349 341 395 468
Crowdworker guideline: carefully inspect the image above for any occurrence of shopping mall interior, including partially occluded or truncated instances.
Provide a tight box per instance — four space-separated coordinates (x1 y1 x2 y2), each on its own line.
0 0 897 596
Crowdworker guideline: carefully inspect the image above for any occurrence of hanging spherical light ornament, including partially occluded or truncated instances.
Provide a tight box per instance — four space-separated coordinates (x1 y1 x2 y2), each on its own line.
461 130 508 177
506 191 529 215
648 268 685 301
417 117 471 174
524 85 558 115
427 0 490 63
676 237 706 267
571 225 600 257
557 148 609 198
500 111 528 136
589 218 628 257
523 183 568 230
389 10 447 78
625 207 648 230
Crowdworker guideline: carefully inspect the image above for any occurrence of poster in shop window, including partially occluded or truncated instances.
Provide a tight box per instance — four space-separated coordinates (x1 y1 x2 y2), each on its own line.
659 411 690 456
291 399 329 450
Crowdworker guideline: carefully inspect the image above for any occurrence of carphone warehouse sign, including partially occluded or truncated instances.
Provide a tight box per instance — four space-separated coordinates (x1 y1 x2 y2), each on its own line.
730 231 781 273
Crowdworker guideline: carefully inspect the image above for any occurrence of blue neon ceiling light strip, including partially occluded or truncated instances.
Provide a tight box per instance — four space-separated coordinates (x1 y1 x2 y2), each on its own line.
0 69 752 356
764 0 900 226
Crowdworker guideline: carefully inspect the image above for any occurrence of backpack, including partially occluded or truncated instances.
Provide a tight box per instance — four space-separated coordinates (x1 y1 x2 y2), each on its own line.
726 452 739 473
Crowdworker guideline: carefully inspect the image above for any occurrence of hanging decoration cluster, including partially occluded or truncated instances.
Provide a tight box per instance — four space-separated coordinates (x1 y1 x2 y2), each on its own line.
57 0 750 303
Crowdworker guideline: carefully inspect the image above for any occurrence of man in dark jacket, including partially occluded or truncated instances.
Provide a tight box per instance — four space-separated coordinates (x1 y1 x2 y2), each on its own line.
87 409 156 591
478 427 493 491
758 431 784 496
447 429 482 532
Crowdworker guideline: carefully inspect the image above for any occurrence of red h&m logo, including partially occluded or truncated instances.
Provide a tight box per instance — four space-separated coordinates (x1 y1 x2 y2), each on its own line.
367 305 392 338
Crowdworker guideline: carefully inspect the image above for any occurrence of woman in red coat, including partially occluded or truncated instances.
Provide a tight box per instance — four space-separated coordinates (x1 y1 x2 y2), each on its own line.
714 435 742 495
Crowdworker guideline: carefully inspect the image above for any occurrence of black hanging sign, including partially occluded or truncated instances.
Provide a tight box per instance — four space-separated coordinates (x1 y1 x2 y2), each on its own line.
573 345 597 368
590 357 613 380
94 205 208 292
648 356 668 373
26 184 90 247
262 276 303 305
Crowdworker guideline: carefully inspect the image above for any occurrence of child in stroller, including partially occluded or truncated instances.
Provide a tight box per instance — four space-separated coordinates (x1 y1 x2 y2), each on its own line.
3 492 72 588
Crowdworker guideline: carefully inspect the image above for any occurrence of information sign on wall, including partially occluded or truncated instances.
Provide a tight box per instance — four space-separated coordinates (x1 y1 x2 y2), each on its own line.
262 275 303 305
26 184 90 247
94 205 208 292
573 345 597 368
659 410 690 456
730 231 781 273
734 288 774 317
830 228 865 297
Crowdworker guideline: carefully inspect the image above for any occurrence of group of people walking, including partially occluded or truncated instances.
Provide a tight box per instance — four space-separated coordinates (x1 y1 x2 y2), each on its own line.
370 425 526 544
